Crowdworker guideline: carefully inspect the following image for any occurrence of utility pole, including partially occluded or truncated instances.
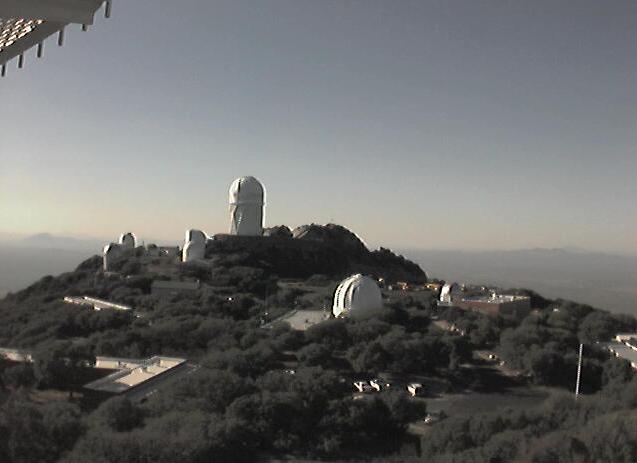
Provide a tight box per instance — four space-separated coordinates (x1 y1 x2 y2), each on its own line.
575 343 583 399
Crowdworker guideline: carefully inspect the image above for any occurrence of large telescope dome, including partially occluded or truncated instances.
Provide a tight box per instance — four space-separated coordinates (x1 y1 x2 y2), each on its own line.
229 176 265 236
183 229 207 262
183 240 206 263
102 243 122 271
332 274 383 319
229 176 265 205
185 229 207 244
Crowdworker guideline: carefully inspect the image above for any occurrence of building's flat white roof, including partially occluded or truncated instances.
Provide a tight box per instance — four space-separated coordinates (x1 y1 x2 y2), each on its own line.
95 356 144 370
264 309 330 331
84 356 187 393
0 347 33 362
462 294 530 304
116 369 155 387
602 341 637 367
64 296 132 311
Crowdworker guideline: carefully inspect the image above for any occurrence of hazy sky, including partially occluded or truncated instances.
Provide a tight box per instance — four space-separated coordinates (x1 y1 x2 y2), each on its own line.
1 0 636 253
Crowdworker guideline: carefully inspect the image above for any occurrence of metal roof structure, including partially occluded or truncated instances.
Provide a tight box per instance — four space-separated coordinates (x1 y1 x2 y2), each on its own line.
0 0 111 76
0 347 33 363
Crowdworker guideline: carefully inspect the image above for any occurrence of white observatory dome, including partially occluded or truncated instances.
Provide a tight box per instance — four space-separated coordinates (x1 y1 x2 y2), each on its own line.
439 282 462 304
182 240 206 262
103 243 123 271
185 229 207 244
229 176 265 205
332 274 383 318
229 176 265 236
119 232 137 250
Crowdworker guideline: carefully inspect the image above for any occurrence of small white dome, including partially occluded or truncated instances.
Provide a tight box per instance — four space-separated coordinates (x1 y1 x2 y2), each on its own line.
185 229 207 244
103 243 121 256
229 176 265 206
332 274 383 318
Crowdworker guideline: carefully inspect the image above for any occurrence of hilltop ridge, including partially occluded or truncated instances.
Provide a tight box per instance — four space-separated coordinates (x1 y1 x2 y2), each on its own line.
206 223 426 283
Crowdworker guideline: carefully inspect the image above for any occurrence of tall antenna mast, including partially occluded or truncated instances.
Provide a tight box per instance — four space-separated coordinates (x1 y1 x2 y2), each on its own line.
575 343 583 398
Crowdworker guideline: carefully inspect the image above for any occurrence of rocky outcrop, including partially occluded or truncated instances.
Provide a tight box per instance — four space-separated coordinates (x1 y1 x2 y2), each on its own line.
263 225 293 238
208 224 426 283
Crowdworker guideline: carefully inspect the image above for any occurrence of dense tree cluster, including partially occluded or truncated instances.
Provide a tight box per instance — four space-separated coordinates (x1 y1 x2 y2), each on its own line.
0 251 635 461
398 378 637 463
0 395 84 463
498 301 635 390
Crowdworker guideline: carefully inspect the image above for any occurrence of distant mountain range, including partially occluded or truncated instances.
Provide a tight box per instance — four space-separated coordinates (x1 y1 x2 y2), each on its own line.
17 233 103 251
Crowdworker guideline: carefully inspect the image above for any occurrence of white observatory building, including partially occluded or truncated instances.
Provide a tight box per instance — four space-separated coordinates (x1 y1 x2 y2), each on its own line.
332 274 383 319
119 232 137 250
102 243 122 271
182 229 207 263
185 229 207 245
183 240 205 262
439 282 462 305
229 176 265 236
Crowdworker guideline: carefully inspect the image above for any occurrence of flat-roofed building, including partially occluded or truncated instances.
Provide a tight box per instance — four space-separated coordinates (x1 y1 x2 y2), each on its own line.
601 341 637 369
615 333 637 345
84 356 188 398
0 349 193 402
457 293 531 318
0 347 33 363
94 356 144 370
264 309 330 331
64 296 132 311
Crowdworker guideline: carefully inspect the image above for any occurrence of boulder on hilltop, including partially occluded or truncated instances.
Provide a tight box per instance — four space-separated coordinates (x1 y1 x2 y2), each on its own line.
263 225 293 238
207 224 426 283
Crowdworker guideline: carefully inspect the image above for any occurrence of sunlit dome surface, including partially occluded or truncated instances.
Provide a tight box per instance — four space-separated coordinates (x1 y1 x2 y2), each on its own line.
183 240 206 263
119 233 137 250
229 176 265 206
185 229 207 244
229 176 266 236
332 274 383 318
